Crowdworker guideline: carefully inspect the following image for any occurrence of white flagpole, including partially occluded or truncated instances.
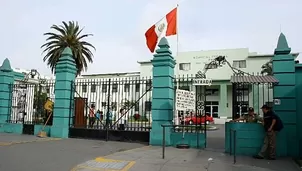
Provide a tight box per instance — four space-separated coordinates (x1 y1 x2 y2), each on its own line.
176 4 179 90
176 4 179 57
175 4 180 126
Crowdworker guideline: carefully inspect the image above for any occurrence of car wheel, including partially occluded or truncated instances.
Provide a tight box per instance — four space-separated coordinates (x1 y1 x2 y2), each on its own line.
206 121 210 125
189 120 193 125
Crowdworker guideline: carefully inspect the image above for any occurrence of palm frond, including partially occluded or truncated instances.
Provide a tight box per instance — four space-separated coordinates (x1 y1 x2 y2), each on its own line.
41 21 95 75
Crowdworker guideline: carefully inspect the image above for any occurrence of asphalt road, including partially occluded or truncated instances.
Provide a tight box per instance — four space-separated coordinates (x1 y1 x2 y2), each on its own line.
0 133 145 171
205 124 225 151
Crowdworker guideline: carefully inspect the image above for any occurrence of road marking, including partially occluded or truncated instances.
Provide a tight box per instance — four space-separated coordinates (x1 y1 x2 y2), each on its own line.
71 158 135 171
71 146 150 171
0 138 61 146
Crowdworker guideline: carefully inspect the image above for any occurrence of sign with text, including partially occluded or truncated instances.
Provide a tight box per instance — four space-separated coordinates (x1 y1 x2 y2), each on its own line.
192 78 212 86
175 89 195 111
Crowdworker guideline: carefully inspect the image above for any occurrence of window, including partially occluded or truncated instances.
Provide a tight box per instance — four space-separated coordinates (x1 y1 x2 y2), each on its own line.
236 90 249 96
206 89 219 96
146 80 152 90
205 101 219 105
124 84 130 92
145 101 152 111
212 106 219 118
135 83 140 92
112 84 118 92
233 60 246 68
101 102 107 107
102 84 107 93
135 103 139 111
82 85 87 93
91 84 96 93
179 63 191 71
111 102 117 111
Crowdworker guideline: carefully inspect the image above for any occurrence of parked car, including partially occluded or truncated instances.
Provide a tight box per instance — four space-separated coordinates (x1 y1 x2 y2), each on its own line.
182 114 214 125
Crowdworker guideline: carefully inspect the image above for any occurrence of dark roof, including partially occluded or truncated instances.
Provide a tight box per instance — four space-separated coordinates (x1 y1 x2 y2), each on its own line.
230 75 279 84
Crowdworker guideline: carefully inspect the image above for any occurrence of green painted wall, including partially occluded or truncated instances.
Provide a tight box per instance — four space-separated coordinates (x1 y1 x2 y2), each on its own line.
273 33 298 157
225 122 287 156
295 64 302 157
150 38 176 146
34 125 51 137
13 71 25 80
0 123 23 134
0 59 14 126
51 47 77 138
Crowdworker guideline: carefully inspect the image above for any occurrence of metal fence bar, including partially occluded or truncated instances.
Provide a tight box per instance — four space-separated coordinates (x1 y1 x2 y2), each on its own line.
229 129 232 156
162 125 166 159
233 129 237 164
230 129 237 164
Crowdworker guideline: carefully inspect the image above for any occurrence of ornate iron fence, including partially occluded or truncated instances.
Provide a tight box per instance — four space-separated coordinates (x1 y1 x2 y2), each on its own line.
8 81 55 125
69 77 153 132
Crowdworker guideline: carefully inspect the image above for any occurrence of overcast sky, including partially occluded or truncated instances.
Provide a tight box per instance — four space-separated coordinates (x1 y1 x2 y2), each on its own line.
0 0 301 76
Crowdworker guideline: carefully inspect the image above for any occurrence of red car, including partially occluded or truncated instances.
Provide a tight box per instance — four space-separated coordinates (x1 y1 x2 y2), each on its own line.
182 115 214 125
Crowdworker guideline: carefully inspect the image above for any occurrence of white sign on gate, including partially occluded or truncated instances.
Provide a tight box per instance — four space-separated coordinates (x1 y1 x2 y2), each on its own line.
175 89 196 111
192 78 212 86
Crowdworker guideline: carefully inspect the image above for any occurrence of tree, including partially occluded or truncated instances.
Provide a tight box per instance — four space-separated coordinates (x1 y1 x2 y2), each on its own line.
41 21 95 75
261 60 273 76
33 85 48 123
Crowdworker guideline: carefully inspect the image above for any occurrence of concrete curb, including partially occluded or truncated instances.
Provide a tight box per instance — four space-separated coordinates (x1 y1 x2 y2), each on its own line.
0 138 61 146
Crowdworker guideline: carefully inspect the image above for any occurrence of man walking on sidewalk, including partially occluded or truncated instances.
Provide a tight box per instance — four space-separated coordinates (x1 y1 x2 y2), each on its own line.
253 105 283 160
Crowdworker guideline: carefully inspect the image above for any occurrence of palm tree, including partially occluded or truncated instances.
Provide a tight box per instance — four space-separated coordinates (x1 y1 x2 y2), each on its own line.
261 60 273 75
41 21 95 75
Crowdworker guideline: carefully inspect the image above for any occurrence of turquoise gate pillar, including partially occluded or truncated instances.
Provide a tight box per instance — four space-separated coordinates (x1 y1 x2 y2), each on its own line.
0 59 14 127
272 33 297 157
150 37 176 145
51 47 77 138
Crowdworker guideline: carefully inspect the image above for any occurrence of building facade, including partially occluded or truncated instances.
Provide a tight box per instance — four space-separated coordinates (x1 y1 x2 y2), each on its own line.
11 48 300 121
138 48 299 118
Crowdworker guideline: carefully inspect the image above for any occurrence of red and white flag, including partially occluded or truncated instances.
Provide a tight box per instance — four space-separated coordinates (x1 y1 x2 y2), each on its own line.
145 7 177 53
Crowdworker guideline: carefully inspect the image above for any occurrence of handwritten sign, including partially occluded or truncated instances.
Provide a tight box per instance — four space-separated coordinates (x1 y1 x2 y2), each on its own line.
175 89 195 111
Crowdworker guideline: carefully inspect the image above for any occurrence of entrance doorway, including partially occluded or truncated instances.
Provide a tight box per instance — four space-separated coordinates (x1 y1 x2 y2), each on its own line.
205 101 219 118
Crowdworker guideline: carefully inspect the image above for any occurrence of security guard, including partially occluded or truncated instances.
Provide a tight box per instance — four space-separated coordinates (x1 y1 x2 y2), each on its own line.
231 107 261 123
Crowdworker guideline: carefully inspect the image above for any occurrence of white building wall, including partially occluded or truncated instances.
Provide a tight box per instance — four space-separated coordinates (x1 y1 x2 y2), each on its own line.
139 48 272 78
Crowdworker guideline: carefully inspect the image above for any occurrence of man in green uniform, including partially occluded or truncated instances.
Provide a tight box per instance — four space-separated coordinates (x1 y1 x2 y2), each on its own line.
231 107 261 123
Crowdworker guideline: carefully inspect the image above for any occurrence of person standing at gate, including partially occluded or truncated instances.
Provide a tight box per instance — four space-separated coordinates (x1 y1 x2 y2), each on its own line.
118 108 126 130
88 104 96 128
231 107 261 123
253 105 283 160
106 108 113 128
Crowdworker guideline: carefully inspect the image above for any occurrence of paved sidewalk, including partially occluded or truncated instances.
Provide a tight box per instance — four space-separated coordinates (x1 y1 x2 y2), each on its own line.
72 146 300 171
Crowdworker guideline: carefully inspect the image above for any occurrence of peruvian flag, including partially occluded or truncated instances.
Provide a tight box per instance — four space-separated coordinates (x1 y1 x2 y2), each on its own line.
145 7 177 53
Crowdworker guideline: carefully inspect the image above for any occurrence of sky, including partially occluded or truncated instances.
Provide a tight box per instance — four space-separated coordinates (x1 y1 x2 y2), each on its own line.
0 0 301 76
